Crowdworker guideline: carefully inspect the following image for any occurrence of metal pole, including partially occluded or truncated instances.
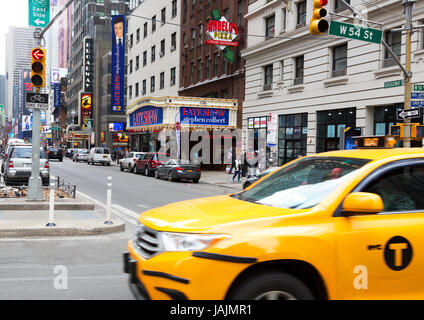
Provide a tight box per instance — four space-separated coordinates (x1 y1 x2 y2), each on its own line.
105 176 113 225
28 108 43 199
46 176 56 227
403 0 415 148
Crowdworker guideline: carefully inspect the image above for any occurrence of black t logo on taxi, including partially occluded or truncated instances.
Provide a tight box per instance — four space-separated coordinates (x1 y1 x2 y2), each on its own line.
384 236 413 271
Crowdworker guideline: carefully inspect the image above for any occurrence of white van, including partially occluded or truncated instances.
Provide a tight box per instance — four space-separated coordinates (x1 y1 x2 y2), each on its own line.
88 147 111 166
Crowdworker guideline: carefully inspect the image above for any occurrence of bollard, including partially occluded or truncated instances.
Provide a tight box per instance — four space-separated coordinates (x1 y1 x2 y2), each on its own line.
105 176 113 225
46 176 56 227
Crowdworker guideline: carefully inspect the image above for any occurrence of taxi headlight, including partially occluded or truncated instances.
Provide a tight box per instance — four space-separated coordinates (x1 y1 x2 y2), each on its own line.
160 232 230 252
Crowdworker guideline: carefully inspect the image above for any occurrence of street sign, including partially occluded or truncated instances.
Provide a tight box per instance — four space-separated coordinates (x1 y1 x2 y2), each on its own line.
414 84 424 91
411 92 424 99
28 0 50 28
26 92 48 110
411 101 424 107
396 108 421 120
329 21 382 44
384 80 403 88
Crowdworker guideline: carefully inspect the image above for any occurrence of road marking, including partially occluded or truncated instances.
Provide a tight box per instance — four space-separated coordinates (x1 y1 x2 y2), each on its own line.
112 204 141 220
0 275 127 282
137 204 151 209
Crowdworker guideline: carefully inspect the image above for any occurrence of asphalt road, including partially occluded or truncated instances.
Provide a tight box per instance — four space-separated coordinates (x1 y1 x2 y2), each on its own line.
0 158 232 300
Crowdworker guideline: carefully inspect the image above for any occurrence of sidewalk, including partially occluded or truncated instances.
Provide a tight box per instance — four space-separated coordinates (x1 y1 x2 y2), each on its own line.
200 170 244 191
0 194 125 238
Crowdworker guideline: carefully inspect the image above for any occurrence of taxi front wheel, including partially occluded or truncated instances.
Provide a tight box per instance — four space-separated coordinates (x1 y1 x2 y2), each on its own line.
229 271 314 300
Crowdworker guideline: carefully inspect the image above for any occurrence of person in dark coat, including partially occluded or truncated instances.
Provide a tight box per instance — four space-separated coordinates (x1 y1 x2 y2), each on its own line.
229 147 236 174
241 152 248 178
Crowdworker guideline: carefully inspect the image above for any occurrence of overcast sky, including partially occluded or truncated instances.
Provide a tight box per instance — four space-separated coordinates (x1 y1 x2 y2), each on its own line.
0 0 29 75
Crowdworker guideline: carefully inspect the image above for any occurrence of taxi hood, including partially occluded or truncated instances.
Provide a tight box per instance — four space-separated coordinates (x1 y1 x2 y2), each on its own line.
139 195 309 233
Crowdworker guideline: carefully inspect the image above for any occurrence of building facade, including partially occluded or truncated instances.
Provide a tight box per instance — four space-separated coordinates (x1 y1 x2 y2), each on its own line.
242 0 424 166
178 0 248 130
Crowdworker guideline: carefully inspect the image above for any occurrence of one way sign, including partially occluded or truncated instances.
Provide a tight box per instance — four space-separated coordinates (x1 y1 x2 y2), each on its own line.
396 108 421 120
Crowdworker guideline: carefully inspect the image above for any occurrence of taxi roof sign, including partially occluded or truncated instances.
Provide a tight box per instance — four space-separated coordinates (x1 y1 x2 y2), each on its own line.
354 136 397 149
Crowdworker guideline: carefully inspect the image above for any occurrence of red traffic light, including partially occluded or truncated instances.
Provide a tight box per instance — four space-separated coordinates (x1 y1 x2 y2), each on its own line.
32 48 45 60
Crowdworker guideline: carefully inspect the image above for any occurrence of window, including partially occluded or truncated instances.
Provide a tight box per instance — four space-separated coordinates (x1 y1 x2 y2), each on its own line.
205 56 211 79
335 0 350 13
143 51 147 66
172 0 177 18
222 57 227 74
170 67 176 85
237 0 243 26
151 45 156 62
332 43 347 77
265 15 275 39
136 55 140 70
361 163 424 212
171 32 177 51
198 24 203 45
197 59 203 82
135 82 139 97
297 1 307 27
160 72 165 89
152 15 156 32
192 0 196 11
161 7 166 25
130 34 133 47
151 76 155 92
136 28 140 42
129 60 133 73
190 62 195 83
213 53 219 76
223 8 229 20
280 60 284 81
160 39 165 56
144 22 148 38
278 113 308 165
294 55 304 85
191 28 196 48
129 85 133 99
142 79 147 95
281 8 286 31
384 30 402 68
264 64 273 90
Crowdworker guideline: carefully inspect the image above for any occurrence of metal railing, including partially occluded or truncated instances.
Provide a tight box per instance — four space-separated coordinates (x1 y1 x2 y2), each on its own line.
55 176 77 198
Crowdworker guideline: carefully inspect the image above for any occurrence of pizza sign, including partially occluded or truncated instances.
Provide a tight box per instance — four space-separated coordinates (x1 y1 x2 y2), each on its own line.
205 17 239 48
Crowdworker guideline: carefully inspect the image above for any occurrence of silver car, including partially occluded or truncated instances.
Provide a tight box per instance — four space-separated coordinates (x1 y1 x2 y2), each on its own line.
4 145 50 186
73 149 89 162
120 152 146 173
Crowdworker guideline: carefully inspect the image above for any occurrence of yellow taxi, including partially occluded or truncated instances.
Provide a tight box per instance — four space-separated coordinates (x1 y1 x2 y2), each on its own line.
124 138 424 300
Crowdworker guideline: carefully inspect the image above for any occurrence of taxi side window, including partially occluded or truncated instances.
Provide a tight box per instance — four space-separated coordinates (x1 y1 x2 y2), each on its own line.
361 164 424 213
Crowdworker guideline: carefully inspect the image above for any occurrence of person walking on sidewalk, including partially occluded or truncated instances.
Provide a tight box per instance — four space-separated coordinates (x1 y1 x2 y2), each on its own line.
228 147 236 174
232 154 242 183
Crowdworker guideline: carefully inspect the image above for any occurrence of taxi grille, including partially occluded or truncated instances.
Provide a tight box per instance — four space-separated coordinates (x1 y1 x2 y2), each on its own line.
134 225 162 259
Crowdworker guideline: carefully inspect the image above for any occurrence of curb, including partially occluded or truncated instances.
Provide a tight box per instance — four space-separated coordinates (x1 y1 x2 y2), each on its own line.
200 181 242 191
0 202 95 211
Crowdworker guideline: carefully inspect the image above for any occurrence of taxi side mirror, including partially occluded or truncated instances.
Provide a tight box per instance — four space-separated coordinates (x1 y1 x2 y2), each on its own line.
342 192 383 215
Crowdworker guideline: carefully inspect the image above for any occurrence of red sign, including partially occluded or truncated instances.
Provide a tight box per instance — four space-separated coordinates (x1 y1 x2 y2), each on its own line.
32 48 45 60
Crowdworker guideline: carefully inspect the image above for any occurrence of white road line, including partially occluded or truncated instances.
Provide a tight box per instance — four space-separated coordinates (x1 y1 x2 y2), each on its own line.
137 204 151 209
0 275 127 282
112 204 141 221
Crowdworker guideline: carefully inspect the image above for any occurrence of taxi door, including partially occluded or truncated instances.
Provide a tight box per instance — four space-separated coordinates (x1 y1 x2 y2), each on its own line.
334 159 424 299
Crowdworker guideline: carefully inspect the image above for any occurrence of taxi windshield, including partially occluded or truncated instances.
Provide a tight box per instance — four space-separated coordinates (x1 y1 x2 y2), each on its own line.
233 157 370 209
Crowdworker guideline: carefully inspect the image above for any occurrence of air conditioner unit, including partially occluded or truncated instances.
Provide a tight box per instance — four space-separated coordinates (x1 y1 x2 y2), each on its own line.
170 80 175 86
159 52 165 57
170 45 176 51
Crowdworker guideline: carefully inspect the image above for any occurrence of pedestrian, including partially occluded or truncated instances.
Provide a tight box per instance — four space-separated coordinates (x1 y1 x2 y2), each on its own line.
241 152 248 178
232 154 242 183
229 147 236 174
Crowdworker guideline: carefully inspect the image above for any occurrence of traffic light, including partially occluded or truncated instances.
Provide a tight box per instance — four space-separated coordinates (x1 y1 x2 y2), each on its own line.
390 123 404 137
414 125 424 138
310 0 329 34
31 47 46 89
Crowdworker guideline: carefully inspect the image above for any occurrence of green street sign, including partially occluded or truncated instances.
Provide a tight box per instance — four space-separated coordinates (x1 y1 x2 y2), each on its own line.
0 105 3 115
384 80 403 88
329 21 382 44
28 0 50 28
414 84 424 91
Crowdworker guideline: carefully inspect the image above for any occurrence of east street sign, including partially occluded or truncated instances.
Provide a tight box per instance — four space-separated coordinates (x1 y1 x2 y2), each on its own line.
29 0 50 28
396 108 421 120
329 21 382 44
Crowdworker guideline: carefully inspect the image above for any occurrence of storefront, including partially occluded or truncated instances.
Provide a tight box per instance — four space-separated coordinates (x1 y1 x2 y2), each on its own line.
126 96 238 167
278 113 308 166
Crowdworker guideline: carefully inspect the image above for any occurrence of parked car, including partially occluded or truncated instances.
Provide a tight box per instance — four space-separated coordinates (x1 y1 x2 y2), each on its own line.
242 166 280 189
134 152 168 176
1 143 30 174
120 152 146 173
73 149 89 162
155 159 201 183
47 146 63 161
88 147 111 166
4 145 49 186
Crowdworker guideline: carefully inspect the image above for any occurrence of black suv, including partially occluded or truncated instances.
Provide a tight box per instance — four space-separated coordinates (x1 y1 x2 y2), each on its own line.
47 147 63 161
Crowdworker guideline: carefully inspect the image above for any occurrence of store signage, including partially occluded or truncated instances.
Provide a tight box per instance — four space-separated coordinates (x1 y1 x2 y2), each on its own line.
130 106 163 127
113 133 129 143
80 92 92 123
83 37 94 92
267 113 278 147
109 123 124 132
53 83 61 108
180 107 229 126
205 18 239 47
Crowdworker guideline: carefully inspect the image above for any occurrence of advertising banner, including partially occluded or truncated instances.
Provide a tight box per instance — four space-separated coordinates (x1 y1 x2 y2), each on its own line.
22 115 33 131
111 15 126 113
109 123 124 132
129 106 163 127
51 68 68 85
81 92 92 129
53 83 61 108
83 37 94 92
180 107 229 126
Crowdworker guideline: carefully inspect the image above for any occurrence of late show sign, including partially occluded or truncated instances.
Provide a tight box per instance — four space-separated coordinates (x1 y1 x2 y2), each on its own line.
130 106 164 127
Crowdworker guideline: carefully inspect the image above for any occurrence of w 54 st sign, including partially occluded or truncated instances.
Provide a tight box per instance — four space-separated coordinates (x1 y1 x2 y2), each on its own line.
329 21 382 44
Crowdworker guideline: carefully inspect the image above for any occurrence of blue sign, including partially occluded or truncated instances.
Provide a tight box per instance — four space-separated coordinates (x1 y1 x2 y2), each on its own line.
111 15 126 113
129 106 163 128
53 83 61 108
411 92 424 99
411 100 424 107
180 107 229 126
113 123 124 131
